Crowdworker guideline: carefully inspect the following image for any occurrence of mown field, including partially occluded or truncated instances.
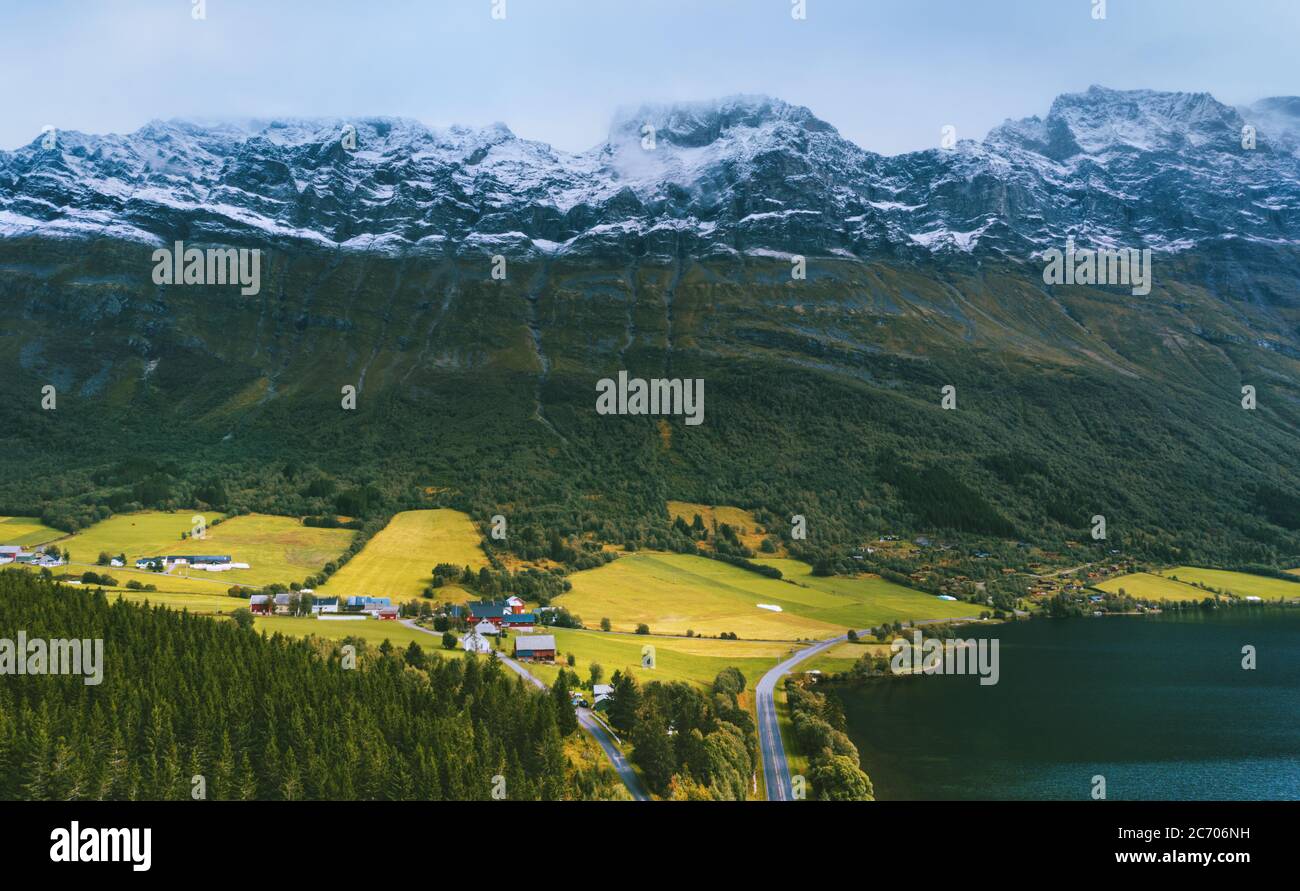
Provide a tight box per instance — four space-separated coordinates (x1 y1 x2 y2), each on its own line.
319 509 486 600
522 627 800 691
0 516 63 547
1095 571 1210 601
161 513 354 587
1159 566 1300 601
56 511 354 589
251 614 465 655
59 511 227 563
559 551 979 640
1099 567 1300 602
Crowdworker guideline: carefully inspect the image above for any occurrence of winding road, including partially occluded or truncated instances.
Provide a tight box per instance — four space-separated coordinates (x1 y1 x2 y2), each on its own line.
401 620 649 801
755 634 852 800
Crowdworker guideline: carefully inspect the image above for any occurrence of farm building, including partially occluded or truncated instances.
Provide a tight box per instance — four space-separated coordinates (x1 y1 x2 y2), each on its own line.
468 600 513 624
513 634 556 663
461 630 492 654
249 594 272 615
376 606 399 620
311 597 339 614
592 684 614 710
505 595 526 614
473 620 499 636
502 612 537 632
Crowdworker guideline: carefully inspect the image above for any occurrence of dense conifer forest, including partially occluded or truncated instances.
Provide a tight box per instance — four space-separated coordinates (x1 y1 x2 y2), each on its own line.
0 571 624 800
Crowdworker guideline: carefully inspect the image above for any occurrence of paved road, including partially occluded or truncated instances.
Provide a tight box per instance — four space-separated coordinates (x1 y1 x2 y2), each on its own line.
755 635 850 801
401 620 648 801
756 618 985 800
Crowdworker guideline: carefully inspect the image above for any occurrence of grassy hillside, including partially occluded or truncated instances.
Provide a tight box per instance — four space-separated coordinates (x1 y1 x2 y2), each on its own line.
1095 572 1210 601
1160 567 1300 600
524 627 799 691
559 551 975 640
319 509 486 599
1098 567 1300 601
159 513 353 587
59 510 227 563
0 516 62 547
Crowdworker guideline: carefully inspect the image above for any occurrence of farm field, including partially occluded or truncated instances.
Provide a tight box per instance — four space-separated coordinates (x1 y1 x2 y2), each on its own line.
1095 571 1207 601
319 509 486 600
559 552 979 640
800 639 892 675
754 558 985 627
160 513 354 587
0 516 63 547
522 627 801 691
59 511 228 565
252 614 470 656
16 562 240 595
109 589 244 613
1159 567 1300 601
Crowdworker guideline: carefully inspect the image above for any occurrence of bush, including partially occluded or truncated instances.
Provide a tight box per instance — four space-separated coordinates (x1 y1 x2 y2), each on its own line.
635 623 650 635
441 631 458 650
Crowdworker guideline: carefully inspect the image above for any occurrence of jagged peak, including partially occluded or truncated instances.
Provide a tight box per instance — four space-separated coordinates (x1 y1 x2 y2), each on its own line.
607 94 837 147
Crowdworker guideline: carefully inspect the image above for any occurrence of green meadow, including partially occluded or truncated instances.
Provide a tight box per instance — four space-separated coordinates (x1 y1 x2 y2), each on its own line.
522 627 801 691
559 551 979 641
1099 567 1300 602
320 509 486 600
1095 571 1209 601
1159 566 1300 601
60 511 228 563
0 516 63 548
160 513 353 587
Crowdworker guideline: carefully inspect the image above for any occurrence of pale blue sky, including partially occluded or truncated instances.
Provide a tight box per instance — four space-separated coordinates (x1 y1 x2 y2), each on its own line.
3 0 1297 154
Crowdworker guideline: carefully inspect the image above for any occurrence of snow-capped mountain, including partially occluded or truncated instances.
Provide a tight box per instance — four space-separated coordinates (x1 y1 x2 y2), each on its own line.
1 87 1297 260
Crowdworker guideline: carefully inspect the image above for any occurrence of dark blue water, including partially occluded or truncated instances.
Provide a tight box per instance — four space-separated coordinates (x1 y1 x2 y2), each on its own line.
834 609 1300 800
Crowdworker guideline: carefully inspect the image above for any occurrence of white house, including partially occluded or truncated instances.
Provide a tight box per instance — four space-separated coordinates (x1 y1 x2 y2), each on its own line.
461 630 492 654
593 684 614 708
474 620 499 636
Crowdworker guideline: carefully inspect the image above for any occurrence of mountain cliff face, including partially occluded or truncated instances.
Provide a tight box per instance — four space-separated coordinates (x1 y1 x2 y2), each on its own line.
1 88 1298 561
2 87 1298 260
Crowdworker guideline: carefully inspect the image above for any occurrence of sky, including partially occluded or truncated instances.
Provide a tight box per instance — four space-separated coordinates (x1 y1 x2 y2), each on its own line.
2 0 1297 154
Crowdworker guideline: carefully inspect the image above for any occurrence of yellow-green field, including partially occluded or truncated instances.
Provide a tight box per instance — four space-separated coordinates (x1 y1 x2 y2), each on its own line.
47 563 240 595
55 510 353 589
60 511 228 564
0 516 63 547
252 614 464 654
1095 571 1208 601
525 627 801 690
319 509 486 599
801 639 892 675
1099 567 1300 602
109 589 245 613
559 552 979 640
161 514 354 587
1160 566 1300 601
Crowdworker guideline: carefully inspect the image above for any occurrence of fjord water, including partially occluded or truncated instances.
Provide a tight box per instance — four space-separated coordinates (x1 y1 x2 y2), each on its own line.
835 609 1300 800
